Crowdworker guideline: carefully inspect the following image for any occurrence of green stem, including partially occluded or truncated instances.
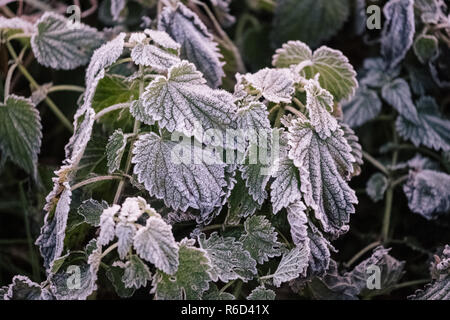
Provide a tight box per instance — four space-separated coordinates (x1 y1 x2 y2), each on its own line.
345 241 381 268
71 175 124 191
101 243 119 259
48 85 85 94
94 102 130 121
219 280 236 294
389 279 429 291
274 107 285 128
362 151 390 176
5 41 73 132
381 186 394 242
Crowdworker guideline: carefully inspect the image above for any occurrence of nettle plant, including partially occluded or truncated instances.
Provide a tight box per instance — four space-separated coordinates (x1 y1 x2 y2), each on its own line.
0 0 449 300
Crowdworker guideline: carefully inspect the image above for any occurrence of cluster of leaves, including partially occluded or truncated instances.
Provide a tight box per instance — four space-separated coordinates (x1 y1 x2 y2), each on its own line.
0 0 449 300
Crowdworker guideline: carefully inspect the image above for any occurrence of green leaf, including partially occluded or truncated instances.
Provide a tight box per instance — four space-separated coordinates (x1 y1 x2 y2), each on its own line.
131 61 237 141
273 41 357 101
131 43 180 72
272 245 310 287
199 232 257 282
132 132 227 213
396 96 450 152
271 0 350 48
122 255 152 289
3 276 51 300
287 118 357 236
0 95 42 177
31 12 103 70
106 129 127 173
271 157 302 214
77 199 109 227
133 216 179 275
152 240 212 300
203 284 235 300
382 78 419 124
247 286 276 300
366 173 389 203
342 86 382 128
158 2 224 88
106 265 135 298
240 215 282 264
413 35 439 64
226 173 261 223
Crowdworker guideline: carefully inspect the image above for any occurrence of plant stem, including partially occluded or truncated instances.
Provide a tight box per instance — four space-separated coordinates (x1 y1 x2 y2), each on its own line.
5 41 73 132
94 102 130 121
219 280 236 294
71 175 124 191
274 107 285 127
391 175 408 188
390 279 429 291
48 85 85 93
381 186 394 242
285 105 304 118
362 151 390 176
101 243 119 259
345 241 381 268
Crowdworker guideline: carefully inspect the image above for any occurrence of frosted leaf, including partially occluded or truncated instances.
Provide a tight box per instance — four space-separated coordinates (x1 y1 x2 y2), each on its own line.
304 78 338 139
415 0 446 24
0 16 35 34
116 222 136 260
366 173 389 203
410 278 450 300
0 95 42 178
145 29 181 51
342 86 382 128
236 102 270 144
35 184 71 271
77 199 109 227
271 0 350 49
131 61 237 141
158 2 224 88
242 68 294 103
111 0 126 21
106 265 135 298
199 232 257 282
122 255 152 289
132 132 226 213
203 284 235 300
381 78 419 124
287 118 357 236
208 0 235 27
273 41 357 101
286 201 308 247
226 173 261 222
31 12 103 70
131 43 180 72
359 57 401 88
341 123 363 178
129 32 146 44
403 169 450 220
119 196 152 222
381 0 415 68
133 216 179 275
307 225 333 276
247 286 276 300
396 96 450 152
106 129 127 173
240 215 282 264
272 245 310 287
3 276 49 300
271 157 302 214
151 240 212 300
413 35 439 64
98 205 120 246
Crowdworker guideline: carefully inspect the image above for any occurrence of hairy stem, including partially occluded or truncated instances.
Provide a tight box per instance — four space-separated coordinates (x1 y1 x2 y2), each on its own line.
362 151 390 176
48 85 85 94
345 241 381 268
94 102 130 121
71 175 124 191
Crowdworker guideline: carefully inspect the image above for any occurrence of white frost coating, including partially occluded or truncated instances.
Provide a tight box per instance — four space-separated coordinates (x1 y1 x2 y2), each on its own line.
243 68 295 103
272 245 310 287
131 61 237 143
286 201 309 247
131 132 227 213
158 2 225 88
110 0 126 21
98 205 120 246
0 16 35 34
145 29 181 51
116 222 136 260
342 86 382 128
272 40 313 68
304 77 338 139
271 157 302 214
129 32 146 44
133 216 179 275
381 78 419 124
287 118 357 236
131 43 180 72
31 12 103 70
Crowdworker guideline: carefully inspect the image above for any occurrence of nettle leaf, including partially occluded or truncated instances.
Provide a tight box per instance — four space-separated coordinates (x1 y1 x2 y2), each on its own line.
199 232 257 282
271 0 350 48
132 132 226 213
247 286 276 300
342 86 382 128
110 0 126 21
78 199 109 227
304 78 338 139
131 42 180 72
226 173 261 223
272 245 310 287
0 95 42 177
410 277 450 300
3 276 51 300
98 205 120 246
116 222 136 260
381 78 419 124
145 29 181 51
359 57 401 89
240 215 282 264
152 240 212 300
106 265 135 298
273 41 357 101
287 118 357 236
241 68 294 103
403 169 450 220
341 123 363 178
203 284 235 300
286 201 308 247
381 0 415 68
0 16 35 34
415 0 446 24
131 61 237 141
106 129 127 173
413 35 439 64
158 2 224 88
31 12 103 70
271 157 302 214
396 96 450 152
133 216 179 275
307 225 333 276
122 255 152 289
366 173 389 203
